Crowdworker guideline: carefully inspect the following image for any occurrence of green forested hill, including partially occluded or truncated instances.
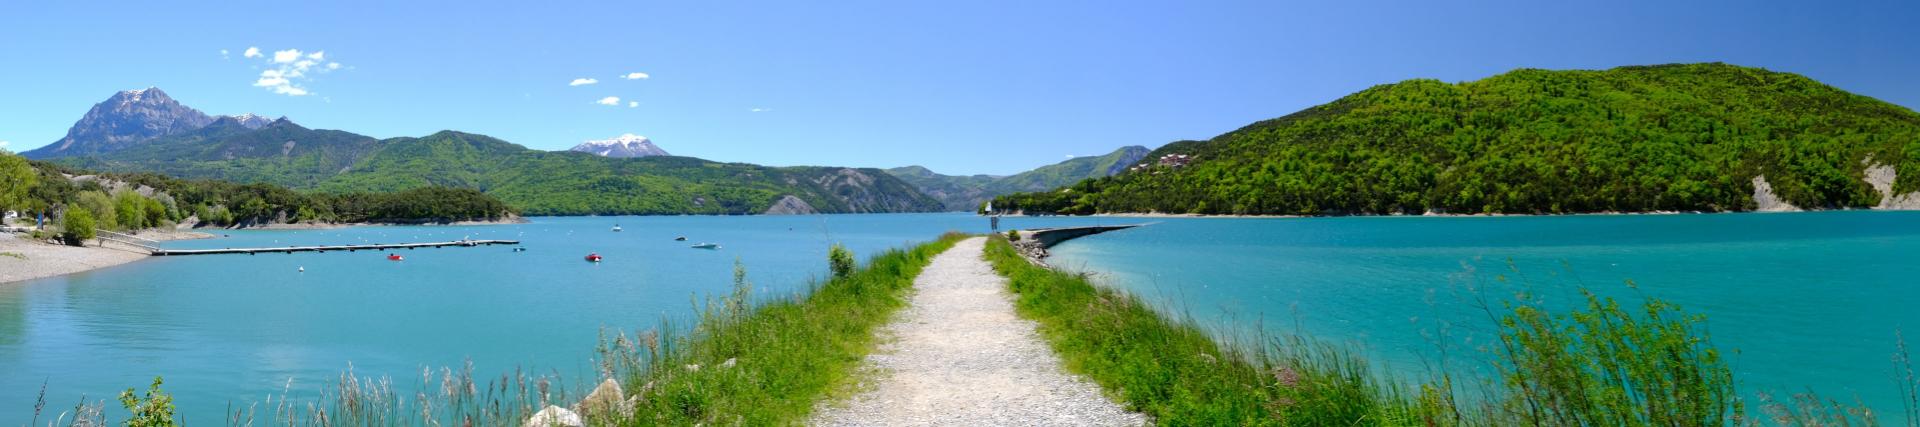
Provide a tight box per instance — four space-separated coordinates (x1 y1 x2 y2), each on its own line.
61 128 944 216
887 145 1149 211
993 63 1920 215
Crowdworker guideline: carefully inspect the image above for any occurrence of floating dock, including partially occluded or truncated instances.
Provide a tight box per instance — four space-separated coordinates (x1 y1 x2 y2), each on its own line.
149 239 520 256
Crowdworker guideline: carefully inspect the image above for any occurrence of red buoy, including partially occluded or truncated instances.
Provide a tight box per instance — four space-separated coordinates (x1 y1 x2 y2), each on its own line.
585 253 603 262
387 254 404 261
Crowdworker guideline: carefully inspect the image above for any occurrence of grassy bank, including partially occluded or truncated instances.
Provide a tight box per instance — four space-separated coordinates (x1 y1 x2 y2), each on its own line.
984 235 1422 424
982 235 1907 426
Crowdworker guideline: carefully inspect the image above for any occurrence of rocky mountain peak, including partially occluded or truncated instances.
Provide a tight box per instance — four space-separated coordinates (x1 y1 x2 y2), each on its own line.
23 87 215 158
570 133 671 158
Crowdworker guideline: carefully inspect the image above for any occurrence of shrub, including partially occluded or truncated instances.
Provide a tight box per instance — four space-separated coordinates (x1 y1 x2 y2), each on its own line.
1474 287 1740 426
1007 229 1021 241
118 376 176 427
60 208 96 246
828 243 856 279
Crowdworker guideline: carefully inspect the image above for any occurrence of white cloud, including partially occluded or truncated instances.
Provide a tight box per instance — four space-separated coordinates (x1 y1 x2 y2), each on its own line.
1065 154 1078 159
272 49 303 63
627 101 638 108
0 140 10 150
570 78 599 86
246 47 343 97
749 107 771 112
220 49 230 59
621 72 650 80
596 96 621 106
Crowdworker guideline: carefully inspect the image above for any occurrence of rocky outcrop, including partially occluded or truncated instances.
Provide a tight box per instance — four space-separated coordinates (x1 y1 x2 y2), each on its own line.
764 195 817 215
1750 175 1802 212
1864 163 1920 209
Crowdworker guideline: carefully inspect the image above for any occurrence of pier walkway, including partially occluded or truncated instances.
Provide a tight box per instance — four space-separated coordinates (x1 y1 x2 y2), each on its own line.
812 237 1144 426
148 239 519 256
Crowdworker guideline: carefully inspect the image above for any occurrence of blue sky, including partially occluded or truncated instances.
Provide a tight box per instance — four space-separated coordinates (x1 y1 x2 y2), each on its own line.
2 0 1916 175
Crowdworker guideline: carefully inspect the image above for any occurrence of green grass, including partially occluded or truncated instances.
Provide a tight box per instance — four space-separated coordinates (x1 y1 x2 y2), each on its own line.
983 235 1425 425
598 232 968 424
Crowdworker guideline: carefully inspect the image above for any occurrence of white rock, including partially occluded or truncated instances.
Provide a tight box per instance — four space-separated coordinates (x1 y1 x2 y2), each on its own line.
524 405 582 427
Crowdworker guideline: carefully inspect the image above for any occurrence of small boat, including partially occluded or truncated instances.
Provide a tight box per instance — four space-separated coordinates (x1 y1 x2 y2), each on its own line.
612 224 623 232
691 243 721 250
387 254 404 261
674 236 687 241
585 253 604 262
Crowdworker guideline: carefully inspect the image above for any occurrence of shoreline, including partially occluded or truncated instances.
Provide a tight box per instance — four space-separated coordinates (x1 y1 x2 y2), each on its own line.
0 229 217 285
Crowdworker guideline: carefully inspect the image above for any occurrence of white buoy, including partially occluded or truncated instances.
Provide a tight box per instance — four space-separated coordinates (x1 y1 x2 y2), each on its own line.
298 266 305 272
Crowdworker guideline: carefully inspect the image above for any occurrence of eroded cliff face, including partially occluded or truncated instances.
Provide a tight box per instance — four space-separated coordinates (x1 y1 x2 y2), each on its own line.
1750 175 1803 212
1864 163 1920 210
764 195 818 215
804 168 945 213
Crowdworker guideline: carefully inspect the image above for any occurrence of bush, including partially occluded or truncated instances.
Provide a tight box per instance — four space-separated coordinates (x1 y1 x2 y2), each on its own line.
118 376 177 427
60 208 96 246
828 244 856 279
1007 229 1021 241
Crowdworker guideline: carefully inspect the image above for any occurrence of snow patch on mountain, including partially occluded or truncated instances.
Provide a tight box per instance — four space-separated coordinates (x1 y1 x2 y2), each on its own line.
569 134 670 158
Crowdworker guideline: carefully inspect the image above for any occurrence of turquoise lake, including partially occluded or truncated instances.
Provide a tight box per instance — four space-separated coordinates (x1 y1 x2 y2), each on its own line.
1048 211 1920 418
0 213 1124 421
3 211 1918 420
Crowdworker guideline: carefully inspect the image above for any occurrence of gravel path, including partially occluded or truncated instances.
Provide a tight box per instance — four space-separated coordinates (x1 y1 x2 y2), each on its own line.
813 237 1146 426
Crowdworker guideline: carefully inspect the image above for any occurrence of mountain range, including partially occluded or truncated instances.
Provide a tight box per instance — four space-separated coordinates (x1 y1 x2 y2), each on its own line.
992 63 1920 215
27 88 946 215
884 146 1149 211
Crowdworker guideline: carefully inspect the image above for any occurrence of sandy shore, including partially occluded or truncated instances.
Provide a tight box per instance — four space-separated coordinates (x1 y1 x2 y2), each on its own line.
0 234 150 284
0 229 217 285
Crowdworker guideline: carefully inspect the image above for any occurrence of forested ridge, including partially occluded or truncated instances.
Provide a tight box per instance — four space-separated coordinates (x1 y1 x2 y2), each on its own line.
56 126 944 216
992 63 1920 215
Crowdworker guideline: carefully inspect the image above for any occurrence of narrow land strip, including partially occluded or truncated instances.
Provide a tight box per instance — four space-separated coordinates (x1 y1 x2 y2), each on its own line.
813 237 1145 426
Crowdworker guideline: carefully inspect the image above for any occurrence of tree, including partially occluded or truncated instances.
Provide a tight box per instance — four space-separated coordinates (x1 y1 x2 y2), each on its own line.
0 153 34 214
60 208 96 246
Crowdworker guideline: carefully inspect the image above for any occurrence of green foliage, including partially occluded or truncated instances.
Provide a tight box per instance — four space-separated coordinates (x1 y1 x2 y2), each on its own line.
1481 288 1739 426
994 63 1920 215
60 208 96 246
828 244 856 279
1006 229 1020 241
117 376 176 427
112 191 154 230
599 233 967 424
0 152 36 212
73 191 116 230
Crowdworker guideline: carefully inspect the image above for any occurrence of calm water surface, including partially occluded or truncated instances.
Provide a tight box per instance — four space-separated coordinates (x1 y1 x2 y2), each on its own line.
1049 211 1920 417
0 213 1121 420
